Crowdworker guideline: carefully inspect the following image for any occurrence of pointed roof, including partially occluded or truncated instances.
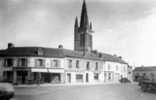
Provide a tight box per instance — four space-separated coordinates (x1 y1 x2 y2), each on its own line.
75 16 78 28
90 22 92 30
80 0 89 29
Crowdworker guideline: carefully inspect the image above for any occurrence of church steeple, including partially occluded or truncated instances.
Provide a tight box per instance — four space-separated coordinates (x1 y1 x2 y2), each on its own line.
90 22 92 30
80 0 89 29
74 0 93 53
74 16 79 33
75 16 78 27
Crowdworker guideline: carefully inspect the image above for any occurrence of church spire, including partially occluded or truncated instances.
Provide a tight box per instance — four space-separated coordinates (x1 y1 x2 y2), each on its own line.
74 16 79 32
80 0 89 29
75 16 78 28
74 0 93 53
90 22 92 30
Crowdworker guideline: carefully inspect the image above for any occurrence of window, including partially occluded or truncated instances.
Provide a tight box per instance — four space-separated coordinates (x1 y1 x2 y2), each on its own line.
94 73 99 80
80 34 84 46
4 58 14 67
68 60 72 68
86 62 90 70
150 73 154 80
108 73 111 80
36 59 45 67
116 65 118 71
123 66 126 72
53 60 60 68
95 62 98 71
76 60 80 69
67 73 71 83
18 58 27 67
108 64 111 70
76 74 83 82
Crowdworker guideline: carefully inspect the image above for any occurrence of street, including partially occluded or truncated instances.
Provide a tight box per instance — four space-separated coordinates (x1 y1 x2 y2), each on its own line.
14 83 156 100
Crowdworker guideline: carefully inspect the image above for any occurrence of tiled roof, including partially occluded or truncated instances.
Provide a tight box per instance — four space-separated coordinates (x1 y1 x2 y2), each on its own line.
134 66 156 71
0 47 127 64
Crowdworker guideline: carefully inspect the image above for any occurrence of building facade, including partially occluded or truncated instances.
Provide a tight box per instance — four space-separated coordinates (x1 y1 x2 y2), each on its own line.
0 0 129 85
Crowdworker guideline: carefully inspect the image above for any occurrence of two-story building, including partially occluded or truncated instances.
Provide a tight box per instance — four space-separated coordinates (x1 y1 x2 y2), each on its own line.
0 0 129 85
0 44 128 84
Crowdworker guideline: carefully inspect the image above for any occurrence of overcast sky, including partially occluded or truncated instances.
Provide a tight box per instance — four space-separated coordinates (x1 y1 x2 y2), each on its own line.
1 0 156 66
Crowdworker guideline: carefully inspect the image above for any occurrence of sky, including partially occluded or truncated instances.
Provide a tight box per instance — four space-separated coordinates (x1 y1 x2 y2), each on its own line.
1 0 156 66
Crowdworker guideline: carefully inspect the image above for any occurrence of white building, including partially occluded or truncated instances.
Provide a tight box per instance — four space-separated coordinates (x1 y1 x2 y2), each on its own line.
0 0 129 85
0 44 128 84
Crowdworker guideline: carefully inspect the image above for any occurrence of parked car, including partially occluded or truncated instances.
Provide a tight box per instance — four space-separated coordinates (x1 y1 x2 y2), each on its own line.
119 78 131 83
0 82 15 100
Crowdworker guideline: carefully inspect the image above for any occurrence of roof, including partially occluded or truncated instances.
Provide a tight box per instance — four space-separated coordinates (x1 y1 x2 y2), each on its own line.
134 66 156 71
0 47 127 64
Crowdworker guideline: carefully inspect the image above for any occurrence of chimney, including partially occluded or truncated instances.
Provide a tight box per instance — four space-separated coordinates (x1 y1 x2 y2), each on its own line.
58 44 63 49
99 53 102 58
118 56 122 59
8 43 14 49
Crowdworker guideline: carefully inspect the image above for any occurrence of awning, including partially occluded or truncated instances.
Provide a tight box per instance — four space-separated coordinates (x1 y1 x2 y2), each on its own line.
48 68 64 73
31 68 48 72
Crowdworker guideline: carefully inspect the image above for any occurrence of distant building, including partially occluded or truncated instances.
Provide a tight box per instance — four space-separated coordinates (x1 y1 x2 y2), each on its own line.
133 66 156 82
0 0 129 84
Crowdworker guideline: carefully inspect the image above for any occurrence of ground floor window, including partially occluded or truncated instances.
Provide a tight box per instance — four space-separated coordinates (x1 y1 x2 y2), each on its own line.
3 71 13 82
76 74 83 82
108 73 111 80
94 73 99 80
67 73 71 83
32 73 61 84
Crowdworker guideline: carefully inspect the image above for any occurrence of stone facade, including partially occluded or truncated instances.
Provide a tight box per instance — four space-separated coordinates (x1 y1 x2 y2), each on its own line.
74 0 93 53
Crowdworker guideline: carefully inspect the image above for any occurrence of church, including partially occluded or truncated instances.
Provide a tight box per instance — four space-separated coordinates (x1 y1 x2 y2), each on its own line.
0 0 128 84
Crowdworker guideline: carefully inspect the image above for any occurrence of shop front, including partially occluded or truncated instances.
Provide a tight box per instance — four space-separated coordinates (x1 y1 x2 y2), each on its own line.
12 67 64 84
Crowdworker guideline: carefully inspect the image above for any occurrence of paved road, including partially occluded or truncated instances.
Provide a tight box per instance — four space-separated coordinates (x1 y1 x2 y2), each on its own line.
14 83 156 100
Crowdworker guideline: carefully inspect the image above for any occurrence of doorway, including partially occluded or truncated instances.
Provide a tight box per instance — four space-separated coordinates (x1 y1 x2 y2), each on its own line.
67 73 71 83
86 73 89 82
17 71 27 84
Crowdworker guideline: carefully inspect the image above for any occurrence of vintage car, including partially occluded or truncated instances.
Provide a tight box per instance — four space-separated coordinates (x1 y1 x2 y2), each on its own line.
119 78 131 83
0 82 15 100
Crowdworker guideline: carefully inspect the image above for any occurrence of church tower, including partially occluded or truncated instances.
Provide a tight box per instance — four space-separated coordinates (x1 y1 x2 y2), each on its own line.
74 0 94 53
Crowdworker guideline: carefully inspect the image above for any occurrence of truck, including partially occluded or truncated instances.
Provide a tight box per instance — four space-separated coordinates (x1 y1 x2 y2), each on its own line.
134 67 156 92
